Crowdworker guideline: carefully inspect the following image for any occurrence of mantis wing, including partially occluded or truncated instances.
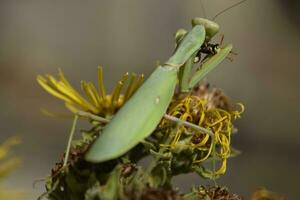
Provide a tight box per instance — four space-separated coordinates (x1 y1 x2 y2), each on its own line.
85 66 178 162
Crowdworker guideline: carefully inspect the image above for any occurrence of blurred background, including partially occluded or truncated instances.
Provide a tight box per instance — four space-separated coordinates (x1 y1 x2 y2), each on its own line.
0 0 299 199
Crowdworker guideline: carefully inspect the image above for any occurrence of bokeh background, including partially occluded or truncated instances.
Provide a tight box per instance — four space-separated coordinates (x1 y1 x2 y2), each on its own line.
0 0 299 199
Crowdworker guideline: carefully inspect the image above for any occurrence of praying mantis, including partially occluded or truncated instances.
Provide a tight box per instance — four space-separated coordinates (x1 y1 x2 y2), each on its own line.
85 18 233 163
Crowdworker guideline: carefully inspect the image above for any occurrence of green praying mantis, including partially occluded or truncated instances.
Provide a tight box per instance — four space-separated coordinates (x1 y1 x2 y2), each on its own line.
84 17 233 163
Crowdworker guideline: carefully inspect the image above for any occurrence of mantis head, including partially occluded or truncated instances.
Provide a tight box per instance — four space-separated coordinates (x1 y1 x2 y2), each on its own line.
192 18 219 41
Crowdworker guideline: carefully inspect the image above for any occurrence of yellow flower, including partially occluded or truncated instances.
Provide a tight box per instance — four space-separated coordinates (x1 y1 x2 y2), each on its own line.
37 66 144 117
160 82 244 177
0 137 23 200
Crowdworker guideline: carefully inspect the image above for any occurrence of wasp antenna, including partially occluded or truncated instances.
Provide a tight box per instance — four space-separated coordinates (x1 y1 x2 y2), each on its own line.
212 0 247 21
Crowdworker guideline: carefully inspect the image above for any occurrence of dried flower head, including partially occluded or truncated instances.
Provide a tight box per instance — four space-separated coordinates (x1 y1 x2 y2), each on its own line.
37 66 144 117
192 81 233 111
160 82 244 177
192 185 242 200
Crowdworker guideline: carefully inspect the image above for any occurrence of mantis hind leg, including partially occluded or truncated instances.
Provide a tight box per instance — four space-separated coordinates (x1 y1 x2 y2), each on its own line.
63 114 79 168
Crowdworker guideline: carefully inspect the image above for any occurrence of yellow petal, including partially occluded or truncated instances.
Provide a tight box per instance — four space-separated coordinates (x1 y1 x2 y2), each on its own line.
97 66 106 99
65 102 80 114
81 81 99 108
37 75 73 104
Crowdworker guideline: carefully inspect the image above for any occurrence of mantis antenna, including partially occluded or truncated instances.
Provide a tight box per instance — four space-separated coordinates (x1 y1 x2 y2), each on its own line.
199 0 247 20
200 0 207 19
212 0 247 20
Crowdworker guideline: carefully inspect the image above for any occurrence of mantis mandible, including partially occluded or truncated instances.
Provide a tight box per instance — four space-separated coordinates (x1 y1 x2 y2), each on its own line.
85 18 233 163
